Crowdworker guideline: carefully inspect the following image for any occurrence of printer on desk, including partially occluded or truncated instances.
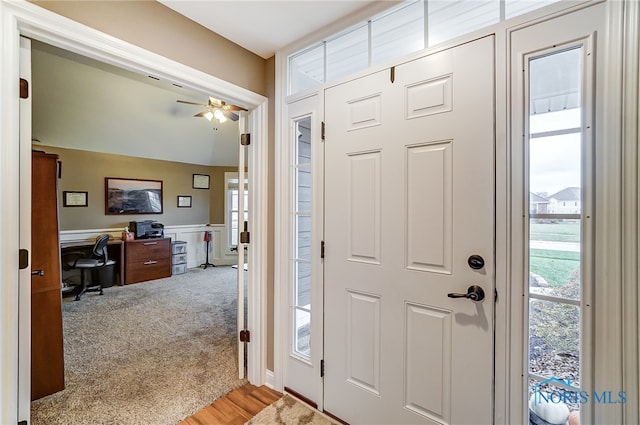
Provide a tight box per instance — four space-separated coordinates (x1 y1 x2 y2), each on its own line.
129 220 164 239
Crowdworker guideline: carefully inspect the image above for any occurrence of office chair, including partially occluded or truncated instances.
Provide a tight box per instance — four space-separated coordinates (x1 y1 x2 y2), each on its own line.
65 234 115 301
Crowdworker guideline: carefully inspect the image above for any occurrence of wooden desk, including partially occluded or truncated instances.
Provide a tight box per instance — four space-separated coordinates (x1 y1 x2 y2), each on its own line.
60 239 125 286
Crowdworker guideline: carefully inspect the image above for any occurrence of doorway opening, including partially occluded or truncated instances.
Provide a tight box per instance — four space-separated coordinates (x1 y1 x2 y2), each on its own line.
3 4 268 422
27 39 250 424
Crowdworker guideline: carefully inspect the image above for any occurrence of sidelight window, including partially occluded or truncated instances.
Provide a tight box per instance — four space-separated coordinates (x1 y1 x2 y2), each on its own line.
526 45 587 421
292 116 312 359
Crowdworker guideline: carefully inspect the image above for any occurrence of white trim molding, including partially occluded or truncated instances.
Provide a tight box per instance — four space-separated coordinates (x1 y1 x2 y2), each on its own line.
60 224 235 268
0 1 268 423
620 0 640 422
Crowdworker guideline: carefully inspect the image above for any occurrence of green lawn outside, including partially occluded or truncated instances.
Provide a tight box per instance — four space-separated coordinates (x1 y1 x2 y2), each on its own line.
530 248 580 287
530 222 580 242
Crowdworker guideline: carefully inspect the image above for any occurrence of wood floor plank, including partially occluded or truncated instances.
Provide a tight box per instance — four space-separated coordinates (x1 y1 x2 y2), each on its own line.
180 384 282 425
226 391 267 416
251 386 282 405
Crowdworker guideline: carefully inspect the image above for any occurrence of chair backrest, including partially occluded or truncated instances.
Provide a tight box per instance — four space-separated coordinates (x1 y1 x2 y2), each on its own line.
92 234 110 261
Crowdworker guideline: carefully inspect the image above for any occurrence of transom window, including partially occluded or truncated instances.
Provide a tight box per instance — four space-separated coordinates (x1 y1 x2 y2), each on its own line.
288 0 563 95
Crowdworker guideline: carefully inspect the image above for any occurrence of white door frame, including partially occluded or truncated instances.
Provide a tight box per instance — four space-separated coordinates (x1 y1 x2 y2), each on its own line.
0 2 268 423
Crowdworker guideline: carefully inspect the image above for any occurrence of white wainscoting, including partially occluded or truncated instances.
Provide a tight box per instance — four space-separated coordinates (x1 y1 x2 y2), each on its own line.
59 224 237 269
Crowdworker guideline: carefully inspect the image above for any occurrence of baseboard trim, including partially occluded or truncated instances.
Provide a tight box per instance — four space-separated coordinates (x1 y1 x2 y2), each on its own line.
265 369 275 389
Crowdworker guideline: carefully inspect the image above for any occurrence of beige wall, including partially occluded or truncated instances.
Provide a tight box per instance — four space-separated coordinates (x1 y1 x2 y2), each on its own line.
31 0 268 96
40 145 231 230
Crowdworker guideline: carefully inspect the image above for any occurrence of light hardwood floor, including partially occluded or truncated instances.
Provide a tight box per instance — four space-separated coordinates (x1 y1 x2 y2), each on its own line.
178 383 282 425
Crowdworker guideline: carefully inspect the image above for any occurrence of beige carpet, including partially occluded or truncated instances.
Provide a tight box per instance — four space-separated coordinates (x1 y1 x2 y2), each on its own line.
247 394 339 425
31 266 246 425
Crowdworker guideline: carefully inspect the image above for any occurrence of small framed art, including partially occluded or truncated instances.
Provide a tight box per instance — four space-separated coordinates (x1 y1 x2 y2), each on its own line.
192 174 210 189
63 191 88 207
177 195 192 208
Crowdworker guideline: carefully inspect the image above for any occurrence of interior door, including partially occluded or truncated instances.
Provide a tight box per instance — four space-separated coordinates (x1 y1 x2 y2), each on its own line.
324 36 495 424
18 34 33 424
237 112 248 379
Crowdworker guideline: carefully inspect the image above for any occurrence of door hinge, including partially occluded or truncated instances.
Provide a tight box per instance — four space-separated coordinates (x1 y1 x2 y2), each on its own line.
494 288 498 303
321 121 325 141
19 249 29 270
240 329 251 343
321 240 325 259
241 133 251 146
320 359 325 377
19 421 28 425
240 221 250 244
390 66 395 83
19 78 28 99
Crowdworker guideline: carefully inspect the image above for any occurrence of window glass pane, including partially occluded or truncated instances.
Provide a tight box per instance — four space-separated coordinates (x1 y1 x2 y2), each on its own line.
297 167 312 213
371 0 424 66
428 0 499 47
294 308 311 357
530 109 580 134
528 299 580 381
296 261 311 307
231 191 238 210
530 48 581 115
506 0 561 19
297 215 312 260
297 119 312 164
327 24 369 82
529 134 581 200
529 221 580 301
290 44 324 94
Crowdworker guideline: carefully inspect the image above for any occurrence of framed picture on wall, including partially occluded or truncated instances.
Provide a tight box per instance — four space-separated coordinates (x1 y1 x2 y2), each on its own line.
192 173 210 189
105 177 163 215
63 191 88 207
177 195 192 208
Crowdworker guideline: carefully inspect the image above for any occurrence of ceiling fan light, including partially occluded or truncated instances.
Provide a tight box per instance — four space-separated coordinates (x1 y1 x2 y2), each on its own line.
204 111 214 121
213 109 227 123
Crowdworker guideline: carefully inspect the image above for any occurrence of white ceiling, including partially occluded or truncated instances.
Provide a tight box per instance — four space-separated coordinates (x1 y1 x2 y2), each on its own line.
158 0 381 59
32 41 239 167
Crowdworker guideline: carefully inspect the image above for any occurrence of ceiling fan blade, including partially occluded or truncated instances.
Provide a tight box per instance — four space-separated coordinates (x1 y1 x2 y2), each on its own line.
222 110 239 121
194 111 209 118
177 100 207 106
224 104 248 112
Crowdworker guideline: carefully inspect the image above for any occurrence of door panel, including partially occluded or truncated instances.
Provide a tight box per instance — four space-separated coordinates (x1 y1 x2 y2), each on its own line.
324 36 495 424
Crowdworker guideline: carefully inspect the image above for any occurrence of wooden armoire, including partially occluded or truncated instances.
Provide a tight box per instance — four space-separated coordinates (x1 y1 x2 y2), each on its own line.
31 150 65 400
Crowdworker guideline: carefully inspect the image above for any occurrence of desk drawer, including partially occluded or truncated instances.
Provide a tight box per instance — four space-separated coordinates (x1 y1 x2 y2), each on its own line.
125 259 170 284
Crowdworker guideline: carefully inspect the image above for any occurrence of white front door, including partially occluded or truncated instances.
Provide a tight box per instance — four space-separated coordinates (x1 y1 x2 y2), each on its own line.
324 36 495 424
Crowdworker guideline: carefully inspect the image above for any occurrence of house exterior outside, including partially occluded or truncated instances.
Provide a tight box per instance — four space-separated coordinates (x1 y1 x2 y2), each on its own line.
548 186 581 214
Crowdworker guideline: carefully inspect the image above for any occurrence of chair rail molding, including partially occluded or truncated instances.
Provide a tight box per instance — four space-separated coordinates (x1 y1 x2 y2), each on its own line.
60 224 236 268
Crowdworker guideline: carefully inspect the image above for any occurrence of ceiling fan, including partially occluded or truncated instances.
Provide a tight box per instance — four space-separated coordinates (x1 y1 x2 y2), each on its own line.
176 96 247 123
